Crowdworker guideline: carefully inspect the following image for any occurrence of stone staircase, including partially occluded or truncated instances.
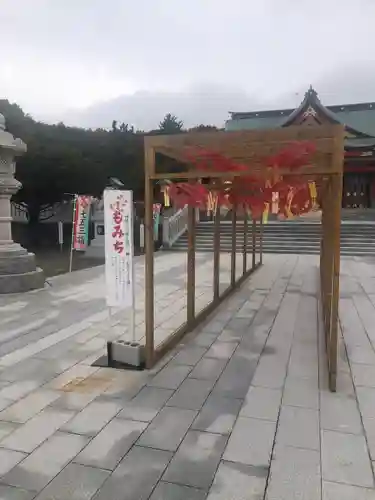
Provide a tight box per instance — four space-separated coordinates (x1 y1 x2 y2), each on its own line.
169 214 375 256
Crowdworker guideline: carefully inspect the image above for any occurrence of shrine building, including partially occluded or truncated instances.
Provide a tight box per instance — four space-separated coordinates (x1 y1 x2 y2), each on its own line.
225 87 375 209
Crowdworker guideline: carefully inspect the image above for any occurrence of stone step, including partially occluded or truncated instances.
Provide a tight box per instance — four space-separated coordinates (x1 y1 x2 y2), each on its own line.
169 219 375 256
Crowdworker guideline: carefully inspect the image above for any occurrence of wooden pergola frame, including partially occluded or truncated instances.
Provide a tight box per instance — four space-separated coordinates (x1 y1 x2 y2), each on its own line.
144 124 345 391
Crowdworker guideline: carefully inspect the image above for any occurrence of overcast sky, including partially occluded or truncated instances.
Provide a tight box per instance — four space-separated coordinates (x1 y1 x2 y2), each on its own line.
2 0 375 129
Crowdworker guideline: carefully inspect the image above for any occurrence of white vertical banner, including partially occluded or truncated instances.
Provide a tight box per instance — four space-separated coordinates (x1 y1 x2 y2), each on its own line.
58 221 63 252
104 189 134 308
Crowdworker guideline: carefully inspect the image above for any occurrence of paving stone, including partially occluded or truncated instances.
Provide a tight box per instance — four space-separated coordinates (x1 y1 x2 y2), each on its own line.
240 386 282 421
191 332 218 348
252 359 288 389
2 431 89 492
49 389 103 411
189 357 227 382
320 392 363 434
282 377 319 409
352 363 375 388
335 371 356 396
346 345 375 365
276 406 319 450
34 463 110 500
167 378 214 410
102 371 148 400
0 380 40 402
223 417 276 467
0 421 19 441
44 365 99 390
202 321 227 334
0 390 60 423
192 394 242 435
213 356 258 399
357 386 375 417
150 481 207 500
138 407 197 451
75 418 147 470
148 364 192 390
226 317 252 331
163 430 228 490
0 448 26 477
93 446 172 500
206 341 238 360
236 335 267 359
266 445 321 500
62 399 122 436
0 485 35 500
217 329 243 343
129 386 173 410
214 310 234 323
1 408 74 453
207 460 267 500
0 397 13 412
173 346 208 366
323 481 375 499
321 430 374 488
0 358 59 383
116 402 159 423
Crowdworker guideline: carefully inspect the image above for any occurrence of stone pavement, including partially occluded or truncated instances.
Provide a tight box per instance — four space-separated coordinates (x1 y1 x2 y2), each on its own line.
0 253 374 499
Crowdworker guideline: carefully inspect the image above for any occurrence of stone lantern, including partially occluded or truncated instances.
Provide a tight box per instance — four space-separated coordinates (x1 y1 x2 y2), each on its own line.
0 113 44 293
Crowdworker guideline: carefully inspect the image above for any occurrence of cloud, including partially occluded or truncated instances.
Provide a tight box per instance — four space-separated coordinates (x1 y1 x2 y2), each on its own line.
61 62 375 130
59 84 261 130
1 0 375 127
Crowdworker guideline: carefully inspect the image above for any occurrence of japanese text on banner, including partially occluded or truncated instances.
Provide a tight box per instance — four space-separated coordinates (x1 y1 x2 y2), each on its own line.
104 189 134 308
73 196 92 250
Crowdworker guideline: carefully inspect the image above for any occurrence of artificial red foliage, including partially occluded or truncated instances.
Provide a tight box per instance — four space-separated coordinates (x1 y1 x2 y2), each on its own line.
168 182 208 209
166 141 317 218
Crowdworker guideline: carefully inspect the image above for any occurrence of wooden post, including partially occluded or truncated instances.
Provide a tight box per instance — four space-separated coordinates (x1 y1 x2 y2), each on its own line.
252 219 256 269
144 147 155 368
187 205 196 323
243 210 248 275
328 175 343 392
213 208 220 300
231 207 237 287
259 216 263 265
325 181 334 349
321 182 331 348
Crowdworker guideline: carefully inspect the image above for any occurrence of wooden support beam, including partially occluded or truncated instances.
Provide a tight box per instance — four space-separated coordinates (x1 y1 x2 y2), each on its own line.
259 217 263 265
328 175 342 392
243 211 248 275
252 219 256 269
187 205 196 323
213 209 220 299
149 166 339 181
231 208 237 287
144 148 155 369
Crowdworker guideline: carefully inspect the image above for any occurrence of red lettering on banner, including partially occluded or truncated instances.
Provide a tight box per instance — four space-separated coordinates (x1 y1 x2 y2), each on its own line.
113 240 124 254
109 195 129 254
112 210 123 225
112 224 124 238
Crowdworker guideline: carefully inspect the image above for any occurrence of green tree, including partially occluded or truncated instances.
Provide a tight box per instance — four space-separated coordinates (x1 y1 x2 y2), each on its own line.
159 113 184 134
189 124 219 132
0 100 144 228
0 99 218 232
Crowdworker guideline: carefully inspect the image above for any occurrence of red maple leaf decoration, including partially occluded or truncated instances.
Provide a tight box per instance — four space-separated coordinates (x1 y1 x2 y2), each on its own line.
165 141 317 218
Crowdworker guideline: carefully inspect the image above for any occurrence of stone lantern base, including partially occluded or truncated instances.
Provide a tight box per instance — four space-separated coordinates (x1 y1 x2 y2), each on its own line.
0 244 44 294
0 112 45 293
